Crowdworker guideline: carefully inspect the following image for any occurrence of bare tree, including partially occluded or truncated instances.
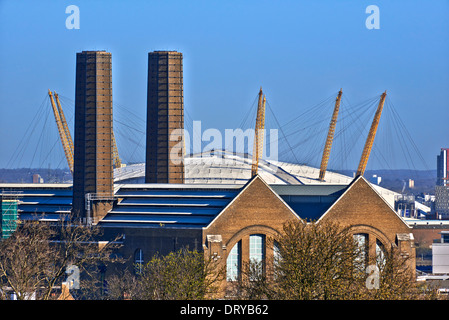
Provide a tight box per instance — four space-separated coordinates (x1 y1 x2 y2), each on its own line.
0 219 123 300
226 259 278 300
0 221 54 300
359 246 437 300
104 269 143 300
229 220 437 300
270 220 363 299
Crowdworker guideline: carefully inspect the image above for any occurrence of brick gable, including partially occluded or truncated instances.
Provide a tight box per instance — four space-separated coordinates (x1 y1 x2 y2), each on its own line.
318 176 411 243
204 175 302 247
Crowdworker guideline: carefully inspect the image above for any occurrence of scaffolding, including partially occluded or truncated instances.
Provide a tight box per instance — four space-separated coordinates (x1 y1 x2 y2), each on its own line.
0 191 21 239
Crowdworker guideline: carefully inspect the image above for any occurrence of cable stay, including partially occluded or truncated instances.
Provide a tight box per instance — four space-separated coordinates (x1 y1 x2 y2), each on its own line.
7 87 431 184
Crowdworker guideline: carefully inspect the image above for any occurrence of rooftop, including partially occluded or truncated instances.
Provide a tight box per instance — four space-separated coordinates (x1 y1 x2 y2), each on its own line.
113 150 406 212
0 150 432 227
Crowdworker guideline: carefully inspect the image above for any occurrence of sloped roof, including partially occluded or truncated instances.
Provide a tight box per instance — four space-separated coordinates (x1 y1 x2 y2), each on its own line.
0 184 72 221
0 174 416 229
112 150 411 212
99 184 241 229
2 181 347 227
101 178 353 228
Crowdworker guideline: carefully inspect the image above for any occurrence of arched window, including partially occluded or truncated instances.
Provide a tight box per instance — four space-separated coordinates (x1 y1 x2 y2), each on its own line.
376 239 386 268
249 234 265 279
134 249 144 274
273 240 281 279
249 234 265 263
353 233 368 271
273 240 281 264
227 241 241 281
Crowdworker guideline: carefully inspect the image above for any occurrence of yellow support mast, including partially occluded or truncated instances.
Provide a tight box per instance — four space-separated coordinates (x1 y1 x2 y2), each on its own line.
355 91 387 177
54 92 74 169
112 132 122 168
319 89 343 181
48 89 74 174
251 87 266 178
52 90 122 170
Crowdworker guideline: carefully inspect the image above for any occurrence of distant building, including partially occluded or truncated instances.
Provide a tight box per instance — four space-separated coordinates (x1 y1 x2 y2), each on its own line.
437 148 449 186
32 174 43 184
435 148 449 219
369 174 381 185
432 231 449 274
435 185 449 219
0 191 20 239
395 194 416 219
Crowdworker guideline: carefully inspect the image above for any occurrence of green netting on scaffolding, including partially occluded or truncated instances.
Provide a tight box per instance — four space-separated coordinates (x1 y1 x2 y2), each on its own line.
1 200 18 239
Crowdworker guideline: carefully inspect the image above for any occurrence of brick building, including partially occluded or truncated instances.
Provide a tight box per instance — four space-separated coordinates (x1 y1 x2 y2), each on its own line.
94 174 416 292
0 174 416 295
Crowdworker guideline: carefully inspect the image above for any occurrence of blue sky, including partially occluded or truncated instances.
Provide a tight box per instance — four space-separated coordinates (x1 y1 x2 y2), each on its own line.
0 0 448 171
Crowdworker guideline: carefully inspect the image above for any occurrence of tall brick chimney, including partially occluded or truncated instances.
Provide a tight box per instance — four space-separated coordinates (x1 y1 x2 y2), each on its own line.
72 50 114 223
145 51 185 184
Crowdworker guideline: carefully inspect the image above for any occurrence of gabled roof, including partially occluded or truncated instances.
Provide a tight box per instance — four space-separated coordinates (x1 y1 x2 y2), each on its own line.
316 175 411 229
204 174 303 230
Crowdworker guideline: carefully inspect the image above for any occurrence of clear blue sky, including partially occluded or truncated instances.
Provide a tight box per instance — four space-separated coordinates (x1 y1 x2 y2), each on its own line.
0 0 448 171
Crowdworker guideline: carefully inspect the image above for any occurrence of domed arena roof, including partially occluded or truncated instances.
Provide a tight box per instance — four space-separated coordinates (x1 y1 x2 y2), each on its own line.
113 149 353 185
113 149 408 211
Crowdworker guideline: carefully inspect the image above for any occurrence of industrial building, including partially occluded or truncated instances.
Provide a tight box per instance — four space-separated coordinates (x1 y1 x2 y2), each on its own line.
0 48 437 294
0 173 416 289
114 149 433 217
